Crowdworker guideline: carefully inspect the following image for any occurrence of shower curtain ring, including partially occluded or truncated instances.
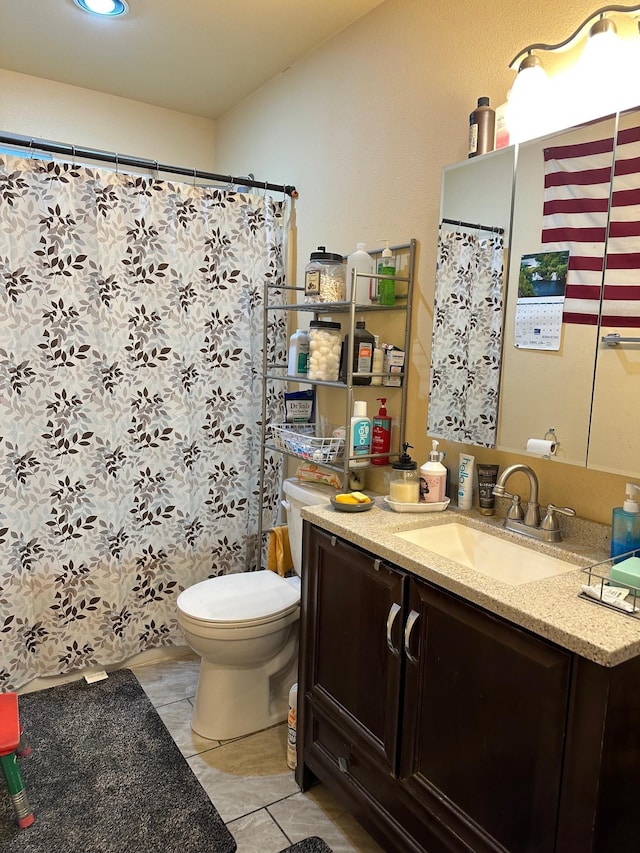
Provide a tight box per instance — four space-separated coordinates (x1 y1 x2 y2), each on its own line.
71 145 76 168
193 168 197 186
114 152 119 174
29 139 34 159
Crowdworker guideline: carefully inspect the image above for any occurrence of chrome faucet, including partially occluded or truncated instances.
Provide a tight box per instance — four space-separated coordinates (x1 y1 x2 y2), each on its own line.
493 464 575 542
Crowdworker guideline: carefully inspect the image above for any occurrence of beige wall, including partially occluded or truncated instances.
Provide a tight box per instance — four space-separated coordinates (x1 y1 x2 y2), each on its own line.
0 69 216 169
215 0 631 525
0 0 631 524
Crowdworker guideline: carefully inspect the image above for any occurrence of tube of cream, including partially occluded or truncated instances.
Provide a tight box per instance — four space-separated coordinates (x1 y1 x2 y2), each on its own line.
476 463 500 516
458 453 475 509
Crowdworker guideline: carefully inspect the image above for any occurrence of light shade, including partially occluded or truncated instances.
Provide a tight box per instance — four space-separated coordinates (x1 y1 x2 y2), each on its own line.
506 55 554 145
73 0 128 16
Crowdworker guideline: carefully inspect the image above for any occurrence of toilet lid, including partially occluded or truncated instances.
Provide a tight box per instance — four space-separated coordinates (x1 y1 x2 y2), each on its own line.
177 570 300 623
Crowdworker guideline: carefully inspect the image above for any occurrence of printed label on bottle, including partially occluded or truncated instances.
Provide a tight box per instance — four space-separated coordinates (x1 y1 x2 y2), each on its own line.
304 270 321 296
356 342 373 374
296 352 309 375
469 122 478 155
353 420 371 457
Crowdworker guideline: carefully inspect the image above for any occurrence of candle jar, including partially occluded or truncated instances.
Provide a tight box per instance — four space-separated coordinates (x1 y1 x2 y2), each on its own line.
389 443 419 503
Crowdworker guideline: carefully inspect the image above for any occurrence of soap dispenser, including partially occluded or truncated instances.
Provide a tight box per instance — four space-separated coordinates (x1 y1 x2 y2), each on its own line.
377 241 396 306
389 443 419 504
611 483 640 560
420 439 447 503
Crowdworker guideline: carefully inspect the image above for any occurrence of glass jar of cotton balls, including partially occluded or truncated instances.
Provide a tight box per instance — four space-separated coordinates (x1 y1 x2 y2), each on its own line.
308 320 342 381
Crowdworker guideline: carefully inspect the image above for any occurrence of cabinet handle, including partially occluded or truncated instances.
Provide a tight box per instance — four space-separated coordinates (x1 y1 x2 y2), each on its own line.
386 602 402 656
404 609 420 665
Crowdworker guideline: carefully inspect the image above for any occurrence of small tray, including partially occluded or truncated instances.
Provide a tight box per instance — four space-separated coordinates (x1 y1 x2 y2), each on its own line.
384 496 450 513
330 496 374 513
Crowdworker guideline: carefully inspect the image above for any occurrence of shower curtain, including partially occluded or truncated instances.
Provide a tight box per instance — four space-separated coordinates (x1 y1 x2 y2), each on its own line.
427 228 504 448
0 152 287 690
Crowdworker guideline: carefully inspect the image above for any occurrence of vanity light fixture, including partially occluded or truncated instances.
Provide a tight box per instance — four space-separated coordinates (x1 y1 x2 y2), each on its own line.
507 3 640 143
73 0 129 16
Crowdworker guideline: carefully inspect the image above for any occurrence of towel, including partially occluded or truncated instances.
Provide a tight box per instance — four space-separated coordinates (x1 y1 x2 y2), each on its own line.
267 526 294 576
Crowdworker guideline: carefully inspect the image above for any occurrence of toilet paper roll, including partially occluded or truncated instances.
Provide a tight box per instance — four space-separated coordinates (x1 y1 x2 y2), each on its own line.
526 438 556 456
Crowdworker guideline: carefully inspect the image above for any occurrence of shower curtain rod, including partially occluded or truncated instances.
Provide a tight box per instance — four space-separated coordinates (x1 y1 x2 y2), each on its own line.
440 217 504 235
0 131 299 198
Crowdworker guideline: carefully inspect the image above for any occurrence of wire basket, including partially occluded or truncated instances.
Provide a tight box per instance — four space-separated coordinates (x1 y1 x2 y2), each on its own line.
270 423 345 463
579 549 640 618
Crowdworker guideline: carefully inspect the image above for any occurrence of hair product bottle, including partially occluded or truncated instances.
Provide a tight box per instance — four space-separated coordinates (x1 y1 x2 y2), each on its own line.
468 97 496 158
371 398 391 465
287 329 309 378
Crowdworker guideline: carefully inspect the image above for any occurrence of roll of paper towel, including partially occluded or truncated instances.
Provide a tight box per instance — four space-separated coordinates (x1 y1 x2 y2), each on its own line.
526 438 556 456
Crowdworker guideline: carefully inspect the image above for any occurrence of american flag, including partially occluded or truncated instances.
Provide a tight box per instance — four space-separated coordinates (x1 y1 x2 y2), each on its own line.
541 119 640 328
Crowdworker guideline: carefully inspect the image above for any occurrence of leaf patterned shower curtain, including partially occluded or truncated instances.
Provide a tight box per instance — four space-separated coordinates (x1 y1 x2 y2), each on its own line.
0 153 287 690
427 228 505 448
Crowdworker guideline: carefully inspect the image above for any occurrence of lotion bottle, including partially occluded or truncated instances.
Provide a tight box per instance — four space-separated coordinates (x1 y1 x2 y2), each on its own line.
350 400 371 468
420 439 447 503
371 398 391 465
611 483 640 560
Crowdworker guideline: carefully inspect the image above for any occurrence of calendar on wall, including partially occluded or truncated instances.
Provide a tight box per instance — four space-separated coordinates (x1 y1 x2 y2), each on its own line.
514 251 569 351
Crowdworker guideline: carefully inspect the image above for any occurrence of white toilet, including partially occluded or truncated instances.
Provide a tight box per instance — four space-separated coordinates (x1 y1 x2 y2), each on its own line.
176 477 335 740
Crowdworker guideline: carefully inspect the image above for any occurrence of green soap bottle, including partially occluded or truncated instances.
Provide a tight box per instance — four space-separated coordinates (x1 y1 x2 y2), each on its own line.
377 241 396 306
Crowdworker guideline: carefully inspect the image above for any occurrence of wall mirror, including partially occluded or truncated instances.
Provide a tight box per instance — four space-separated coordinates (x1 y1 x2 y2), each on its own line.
438 105 640 479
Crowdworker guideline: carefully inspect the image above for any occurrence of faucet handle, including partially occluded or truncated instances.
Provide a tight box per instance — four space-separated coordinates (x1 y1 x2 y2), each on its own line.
541 503 576 532
506 493 524 521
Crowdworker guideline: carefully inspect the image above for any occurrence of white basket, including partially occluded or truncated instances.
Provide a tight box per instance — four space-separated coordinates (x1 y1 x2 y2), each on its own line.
270 423 345 463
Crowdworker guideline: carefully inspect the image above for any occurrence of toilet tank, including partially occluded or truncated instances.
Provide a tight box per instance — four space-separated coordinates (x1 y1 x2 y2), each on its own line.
282 478 335 576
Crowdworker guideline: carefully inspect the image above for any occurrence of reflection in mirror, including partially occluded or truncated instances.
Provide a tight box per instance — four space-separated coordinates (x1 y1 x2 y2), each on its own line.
496 115 616 467
429 148 515 446
588 107 640 478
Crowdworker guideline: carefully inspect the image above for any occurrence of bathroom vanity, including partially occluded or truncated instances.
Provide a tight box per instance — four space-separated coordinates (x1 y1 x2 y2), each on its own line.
296 501 640 853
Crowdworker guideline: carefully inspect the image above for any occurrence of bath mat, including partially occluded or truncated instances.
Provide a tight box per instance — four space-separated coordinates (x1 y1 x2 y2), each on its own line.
279 839 333 853
0 669 236 853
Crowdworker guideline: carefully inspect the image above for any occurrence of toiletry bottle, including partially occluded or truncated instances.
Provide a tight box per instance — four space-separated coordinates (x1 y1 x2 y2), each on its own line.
468 97 495 158
420 439 447 503
389 443 419 503
287 329 309 378
371 335 384 386
350 400 371 468
377 241 396 306
346 243 375 304
458 452 475 509
371 398 391 466
340 319 375 385
611 483 640 560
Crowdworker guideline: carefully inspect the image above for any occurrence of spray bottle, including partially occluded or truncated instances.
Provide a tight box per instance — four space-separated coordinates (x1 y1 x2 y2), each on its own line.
377 241 396 306
371 398 391 465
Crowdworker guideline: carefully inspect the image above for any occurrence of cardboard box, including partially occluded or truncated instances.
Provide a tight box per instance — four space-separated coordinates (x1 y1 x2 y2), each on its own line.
382 347 405 386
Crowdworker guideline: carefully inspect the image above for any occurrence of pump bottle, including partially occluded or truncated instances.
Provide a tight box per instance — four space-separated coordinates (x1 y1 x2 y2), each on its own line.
371 398 391 465
420 440 447 503
377 241 396 306
611 483 640 560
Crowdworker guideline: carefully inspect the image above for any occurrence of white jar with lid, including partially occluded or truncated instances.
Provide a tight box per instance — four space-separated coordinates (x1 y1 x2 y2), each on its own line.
304 247 346 304
308 320 342 381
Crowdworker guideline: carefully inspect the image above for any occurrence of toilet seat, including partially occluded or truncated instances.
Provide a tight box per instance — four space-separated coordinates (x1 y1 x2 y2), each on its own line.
177 570 299 628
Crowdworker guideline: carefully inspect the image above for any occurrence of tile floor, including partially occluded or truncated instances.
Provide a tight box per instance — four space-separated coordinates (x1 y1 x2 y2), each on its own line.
131 654 384 853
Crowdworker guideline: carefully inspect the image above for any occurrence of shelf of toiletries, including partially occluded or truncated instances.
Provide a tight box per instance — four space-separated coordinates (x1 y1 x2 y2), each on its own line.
579 550 640 619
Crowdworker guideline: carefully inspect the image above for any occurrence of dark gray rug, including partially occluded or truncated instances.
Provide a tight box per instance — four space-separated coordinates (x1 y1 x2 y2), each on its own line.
280 838 333 852
0 669 236 853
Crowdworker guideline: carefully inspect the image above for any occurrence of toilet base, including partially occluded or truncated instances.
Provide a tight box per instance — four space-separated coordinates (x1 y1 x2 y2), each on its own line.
190 631 298 741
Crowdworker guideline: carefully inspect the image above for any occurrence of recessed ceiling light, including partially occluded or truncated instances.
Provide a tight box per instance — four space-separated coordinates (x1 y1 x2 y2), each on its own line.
73 0 128 16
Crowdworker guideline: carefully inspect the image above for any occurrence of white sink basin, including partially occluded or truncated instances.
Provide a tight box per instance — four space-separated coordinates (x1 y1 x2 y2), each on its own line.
394 522 579 586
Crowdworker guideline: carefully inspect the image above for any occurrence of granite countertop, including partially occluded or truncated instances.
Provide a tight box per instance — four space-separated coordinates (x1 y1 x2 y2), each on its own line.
300 497 640 667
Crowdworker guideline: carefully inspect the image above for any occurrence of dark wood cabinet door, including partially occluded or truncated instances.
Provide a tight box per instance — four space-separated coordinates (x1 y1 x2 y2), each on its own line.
300 523 407 774
400 578 571 853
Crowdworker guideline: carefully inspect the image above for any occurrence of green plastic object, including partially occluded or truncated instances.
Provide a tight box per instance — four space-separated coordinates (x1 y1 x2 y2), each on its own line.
609 555 640 593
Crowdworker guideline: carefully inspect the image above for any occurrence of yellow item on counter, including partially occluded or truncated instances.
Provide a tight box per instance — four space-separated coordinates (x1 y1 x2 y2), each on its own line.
267 526 293 576
335 492 371 505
